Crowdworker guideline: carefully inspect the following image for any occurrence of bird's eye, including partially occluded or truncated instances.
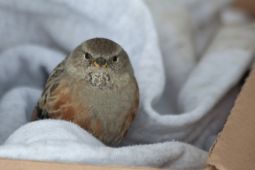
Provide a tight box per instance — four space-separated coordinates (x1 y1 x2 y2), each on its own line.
84 53 92 60
112 56 118 62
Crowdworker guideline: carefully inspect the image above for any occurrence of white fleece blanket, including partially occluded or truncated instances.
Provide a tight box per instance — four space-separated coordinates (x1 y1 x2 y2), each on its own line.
0 0 255 170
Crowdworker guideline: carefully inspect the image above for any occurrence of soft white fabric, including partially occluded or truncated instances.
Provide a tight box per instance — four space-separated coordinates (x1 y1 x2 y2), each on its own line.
0 0 255 169
1 120 206 170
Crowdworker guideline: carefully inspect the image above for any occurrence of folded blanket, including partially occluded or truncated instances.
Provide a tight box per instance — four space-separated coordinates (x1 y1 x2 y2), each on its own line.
0 0 255 169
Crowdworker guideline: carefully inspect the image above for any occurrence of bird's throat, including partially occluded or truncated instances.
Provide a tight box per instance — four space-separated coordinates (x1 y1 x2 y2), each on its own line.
85 71 112 89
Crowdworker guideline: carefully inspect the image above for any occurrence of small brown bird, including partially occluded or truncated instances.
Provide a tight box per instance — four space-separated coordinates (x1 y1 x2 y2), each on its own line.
32 38 139 146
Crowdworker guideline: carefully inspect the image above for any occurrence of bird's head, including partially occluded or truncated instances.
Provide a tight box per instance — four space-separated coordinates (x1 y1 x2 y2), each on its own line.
65 38 134 88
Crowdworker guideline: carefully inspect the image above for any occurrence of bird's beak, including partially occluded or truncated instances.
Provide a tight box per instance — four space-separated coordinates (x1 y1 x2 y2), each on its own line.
93 61 108 68
93 57 108 68
93 61 100 68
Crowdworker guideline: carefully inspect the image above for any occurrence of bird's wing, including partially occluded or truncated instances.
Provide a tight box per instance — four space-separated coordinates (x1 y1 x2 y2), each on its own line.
32 59 67 120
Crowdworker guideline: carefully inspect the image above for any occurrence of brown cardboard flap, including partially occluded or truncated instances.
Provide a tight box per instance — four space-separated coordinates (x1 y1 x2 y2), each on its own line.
234 0 255 16
0 158 158 170
206 68 255 170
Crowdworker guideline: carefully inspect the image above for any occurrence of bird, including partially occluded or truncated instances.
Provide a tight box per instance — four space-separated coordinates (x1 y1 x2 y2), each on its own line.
32 38 139 146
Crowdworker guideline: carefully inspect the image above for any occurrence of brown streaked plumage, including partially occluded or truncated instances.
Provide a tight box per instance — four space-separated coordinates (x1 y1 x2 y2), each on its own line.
32 38 139 146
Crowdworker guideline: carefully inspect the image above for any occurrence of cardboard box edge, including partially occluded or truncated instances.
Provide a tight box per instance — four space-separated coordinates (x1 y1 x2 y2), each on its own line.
0 158 159 170
205 67 255 170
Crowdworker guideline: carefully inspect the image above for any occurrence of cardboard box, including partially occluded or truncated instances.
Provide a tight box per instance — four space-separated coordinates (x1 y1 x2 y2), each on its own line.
205 68 255 170
1 1 255 170
0 158 157 170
